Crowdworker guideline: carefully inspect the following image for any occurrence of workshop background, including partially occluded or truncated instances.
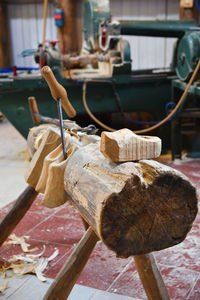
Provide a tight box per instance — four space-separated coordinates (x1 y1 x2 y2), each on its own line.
0 0 200 300
6 0 179 69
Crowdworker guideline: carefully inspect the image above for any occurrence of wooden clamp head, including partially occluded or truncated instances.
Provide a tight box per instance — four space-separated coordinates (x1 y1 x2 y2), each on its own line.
28 97 40 124
41 66 76 118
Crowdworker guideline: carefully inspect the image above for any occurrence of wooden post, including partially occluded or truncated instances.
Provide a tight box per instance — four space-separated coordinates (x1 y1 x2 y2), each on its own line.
43 227 98 300
57 0 85 54
0 186 38 247
0 3 10 68
179 0 199 23
134 254 170 300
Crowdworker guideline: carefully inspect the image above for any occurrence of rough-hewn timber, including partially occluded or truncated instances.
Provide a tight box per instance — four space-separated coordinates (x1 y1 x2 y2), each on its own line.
64 142 198 258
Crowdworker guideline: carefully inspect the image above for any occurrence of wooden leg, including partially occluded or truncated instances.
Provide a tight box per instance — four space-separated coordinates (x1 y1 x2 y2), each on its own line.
81 216 89 230
0 185 38 246
43 227 98 300
134 253 170 300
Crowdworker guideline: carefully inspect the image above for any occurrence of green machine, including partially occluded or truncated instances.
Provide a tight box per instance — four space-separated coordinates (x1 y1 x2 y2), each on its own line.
171 31 200 158
0 0 199 152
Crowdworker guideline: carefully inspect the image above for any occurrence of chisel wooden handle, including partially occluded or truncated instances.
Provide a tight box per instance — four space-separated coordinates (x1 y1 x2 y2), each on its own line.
28 96 40 124
41 66 76 118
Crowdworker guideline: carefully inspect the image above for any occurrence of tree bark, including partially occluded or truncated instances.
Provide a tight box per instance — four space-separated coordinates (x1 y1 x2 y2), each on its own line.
64 141 198 258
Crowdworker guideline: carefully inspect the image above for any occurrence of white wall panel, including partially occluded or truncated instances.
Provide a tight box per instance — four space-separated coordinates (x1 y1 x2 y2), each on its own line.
110 0 179 70
8 3 57 67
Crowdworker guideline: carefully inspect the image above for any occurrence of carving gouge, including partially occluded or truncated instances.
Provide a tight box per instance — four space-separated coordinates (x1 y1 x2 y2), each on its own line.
41 66 76 159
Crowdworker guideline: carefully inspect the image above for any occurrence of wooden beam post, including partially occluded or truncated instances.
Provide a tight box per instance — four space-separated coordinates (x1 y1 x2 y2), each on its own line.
43 227 98 300
134 254 170 300
0 3 10 68
179 0 199 23
57 0 85 55
0 186 38 247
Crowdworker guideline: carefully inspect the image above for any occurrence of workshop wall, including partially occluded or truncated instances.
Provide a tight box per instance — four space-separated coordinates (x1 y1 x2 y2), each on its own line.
7 0 179 69
8 3 57 67
110 0 179 70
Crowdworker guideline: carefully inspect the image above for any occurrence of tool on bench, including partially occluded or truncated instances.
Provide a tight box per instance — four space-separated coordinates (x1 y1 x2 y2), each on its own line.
41 66 76 159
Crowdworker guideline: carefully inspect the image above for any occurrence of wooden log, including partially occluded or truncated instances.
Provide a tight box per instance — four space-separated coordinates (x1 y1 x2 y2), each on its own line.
43 227 98 300
100 128 161 162
64 141 198 258
0 186 38 247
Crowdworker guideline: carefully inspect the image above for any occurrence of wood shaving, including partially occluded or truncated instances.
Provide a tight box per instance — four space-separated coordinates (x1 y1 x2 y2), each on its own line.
47 249 59 262
0 281 8 294
26 245 46 259
1 234 59 286
27 247 39 253
1 248 59 282
3 234 33 252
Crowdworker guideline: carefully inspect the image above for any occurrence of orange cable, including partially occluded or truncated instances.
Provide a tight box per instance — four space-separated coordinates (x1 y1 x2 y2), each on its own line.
82 59 200 134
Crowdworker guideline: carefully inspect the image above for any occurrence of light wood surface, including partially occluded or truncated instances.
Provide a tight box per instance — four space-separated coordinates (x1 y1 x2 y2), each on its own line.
100 128 162 162
25 127 61 187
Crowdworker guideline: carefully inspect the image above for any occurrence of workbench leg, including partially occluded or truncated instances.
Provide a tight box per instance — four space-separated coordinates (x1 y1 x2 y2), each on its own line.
81 216 89 230
134 253 170 300
43 227 98 300
0 185 38 246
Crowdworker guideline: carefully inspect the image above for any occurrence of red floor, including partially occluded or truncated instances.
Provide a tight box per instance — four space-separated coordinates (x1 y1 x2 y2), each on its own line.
0 158 200 299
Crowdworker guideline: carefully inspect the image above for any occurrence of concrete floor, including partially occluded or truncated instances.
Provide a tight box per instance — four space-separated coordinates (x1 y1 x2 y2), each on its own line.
0 119 29 208
0 119 136 300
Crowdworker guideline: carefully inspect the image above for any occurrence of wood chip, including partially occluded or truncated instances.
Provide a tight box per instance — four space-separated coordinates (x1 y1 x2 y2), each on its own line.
0 281 8 294
4 248 59 282
2 235 59 282
4 234 31 252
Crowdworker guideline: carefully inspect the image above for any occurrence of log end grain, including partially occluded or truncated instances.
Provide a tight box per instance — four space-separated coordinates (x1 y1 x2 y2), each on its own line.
100 161 198 258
